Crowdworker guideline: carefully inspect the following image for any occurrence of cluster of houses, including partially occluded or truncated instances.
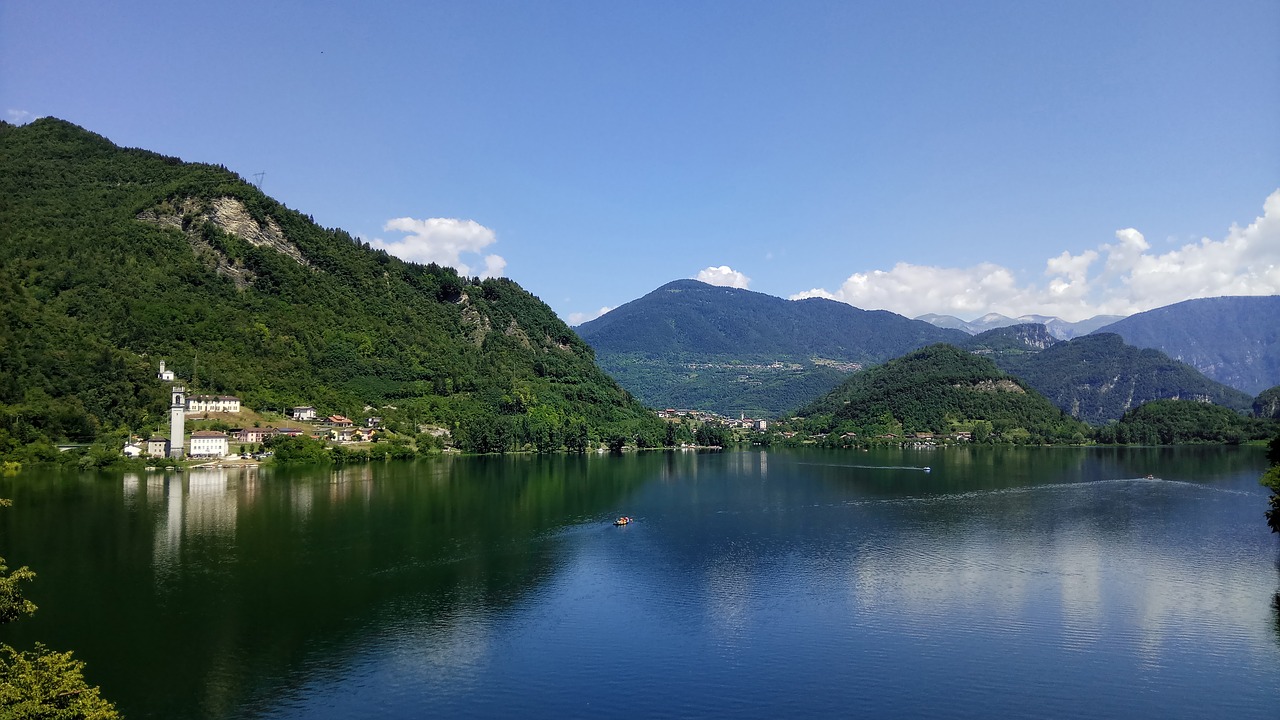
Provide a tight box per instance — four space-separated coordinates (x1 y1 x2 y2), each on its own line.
127 361 384 460
655 409 768 431
126 414 382 460
776 429 975 445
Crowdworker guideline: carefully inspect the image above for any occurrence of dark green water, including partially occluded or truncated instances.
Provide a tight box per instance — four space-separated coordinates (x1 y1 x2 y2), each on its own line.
1 446 1277 719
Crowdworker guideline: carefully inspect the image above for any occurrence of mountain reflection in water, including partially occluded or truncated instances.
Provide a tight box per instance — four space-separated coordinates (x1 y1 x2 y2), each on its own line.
1 447 1277 720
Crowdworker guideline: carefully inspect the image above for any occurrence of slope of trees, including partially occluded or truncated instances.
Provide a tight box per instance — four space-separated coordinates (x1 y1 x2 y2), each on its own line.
0 118 661 456
794 344 1090 443
1096 399 1271 445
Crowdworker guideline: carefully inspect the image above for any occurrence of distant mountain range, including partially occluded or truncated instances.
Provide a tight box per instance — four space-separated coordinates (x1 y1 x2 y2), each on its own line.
963 325 1253 424
580 281 1279 420
916 312 1124 339
1092 296 1280 395
576 280 967 416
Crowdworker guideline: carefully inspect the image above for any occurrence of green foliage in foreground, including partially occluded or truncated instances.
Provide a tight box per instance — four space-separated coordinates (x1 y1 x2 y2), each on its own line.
0 118 661 457
1262 435 1280 533
795 344 1090 443
0 501 119 719
1097 399 1272 445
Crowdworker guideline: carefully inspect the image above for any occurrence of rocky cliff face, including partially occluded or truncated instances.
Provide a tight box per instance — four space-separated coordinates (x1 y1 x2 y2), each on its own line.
138 196 311 288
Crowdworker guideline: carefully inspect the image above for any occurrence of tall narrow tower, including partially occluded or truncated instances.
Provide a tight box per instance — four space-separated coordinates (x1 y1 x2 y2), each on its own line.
169 385 186 459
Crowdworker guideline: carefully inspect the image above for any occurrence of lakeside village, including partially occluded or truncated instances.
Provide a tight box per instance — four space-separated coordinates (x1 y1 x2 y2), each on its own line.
128 361 971 465
121 361 395 464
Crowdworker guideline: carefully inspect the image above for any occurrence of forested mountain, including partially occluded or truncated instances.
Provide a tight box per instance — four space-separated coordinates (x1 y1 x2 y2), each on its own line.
575 279 968 416
0 118 659 455
1100 399 1272 445
964 328 1253 424
1092 296 1280 394
794 344 1089 442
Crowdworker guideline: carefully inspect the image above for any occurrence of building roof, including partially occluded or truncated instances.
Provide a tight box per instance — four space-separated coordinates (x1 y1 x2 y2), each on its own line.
190 430 228 438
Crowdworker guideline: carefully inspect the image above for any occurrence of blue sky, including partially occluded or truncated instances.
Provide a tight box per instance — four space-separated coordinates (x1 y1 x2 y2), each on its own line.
4 1 1278 323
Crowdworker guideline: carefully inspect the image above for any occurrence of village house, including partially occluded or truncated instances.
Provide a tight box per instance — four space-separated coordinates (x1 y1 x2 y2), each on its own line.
156 361 175 382
146 436 169 457
366 416 382 428
327 415 353 428
122 443 144 458
187 395 241 413
290 406 317 421
275 427 305 437
235 427 277 444
189 430 230 457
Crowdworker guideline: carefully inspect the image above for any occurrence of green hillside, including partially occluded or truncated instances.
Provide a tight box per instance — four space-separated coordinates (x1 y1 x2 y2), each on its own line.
576 279 968 416
1099 399 1271 445
795 344 1089 443
966 328 1253 424
0 118 660 456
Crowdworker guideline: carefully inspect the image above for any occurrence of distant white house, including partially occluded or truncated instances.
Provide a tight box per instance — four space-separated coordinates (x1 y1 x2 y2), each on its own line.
187 395 241 413
189 430 230 457
122 443 144 458
146 436 169 457
290 406 317 421
157 361 175 382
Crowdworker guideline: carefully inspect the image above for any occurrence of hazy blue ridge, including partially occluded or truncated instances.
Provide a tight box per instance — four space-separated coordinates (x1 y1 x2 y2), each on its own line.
1092 296 1280 395
962 326 1253 424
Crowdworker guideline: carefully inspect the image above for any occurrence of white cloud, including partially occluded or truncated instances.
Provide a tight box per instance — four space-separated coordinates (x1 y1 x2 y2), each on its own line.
790 189 1280 321
567 306 613 326
696 265 751 289
6 109 35 124
369 217 506 278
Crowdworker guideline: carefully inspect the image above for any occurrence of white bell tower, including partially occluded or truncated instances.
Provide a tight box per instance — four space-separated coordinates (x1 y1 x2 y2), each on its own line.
169 385 186 459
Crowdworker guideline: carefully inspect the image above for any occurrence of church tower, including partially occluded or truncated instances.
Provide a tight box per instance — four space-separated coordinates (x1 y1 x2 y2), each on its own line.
169 385 186 459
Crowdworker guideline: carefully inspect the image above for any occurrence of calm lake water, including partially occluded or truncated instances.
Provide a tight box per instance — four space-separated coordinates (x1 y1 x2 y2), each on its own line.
2 446 1278 719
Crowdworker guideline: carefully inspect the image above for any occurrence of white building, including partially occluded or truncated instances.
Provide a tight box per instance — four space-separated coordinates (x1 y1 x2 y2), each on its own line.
122 443 144 458
187 395 242 413
290 406 317 421
189 430 230 458
169 386 185 459
157 360 175 382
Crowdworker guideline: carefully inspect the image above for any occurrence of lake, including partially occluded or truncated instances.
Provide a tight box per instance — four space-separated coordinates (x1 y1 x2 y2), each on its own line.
2 446 1278 719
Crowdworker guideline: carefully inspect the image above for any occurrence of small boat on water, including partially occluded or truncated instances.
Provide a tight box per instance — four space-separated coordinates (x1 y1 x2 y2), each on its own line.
614 516 632 526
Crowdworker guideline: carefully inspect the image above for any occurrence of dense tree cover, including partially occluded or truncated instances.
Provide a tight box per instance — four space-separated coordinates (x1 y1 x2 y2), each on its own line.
576 279 967 415
0 118 662 455
0 501 119 718
1096 399 1272 445
1095 296 1280 395
1254 385 1280 419
595 353 848 418
794 344 1090 443
978 332 1253 424
1261 434 1280 533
